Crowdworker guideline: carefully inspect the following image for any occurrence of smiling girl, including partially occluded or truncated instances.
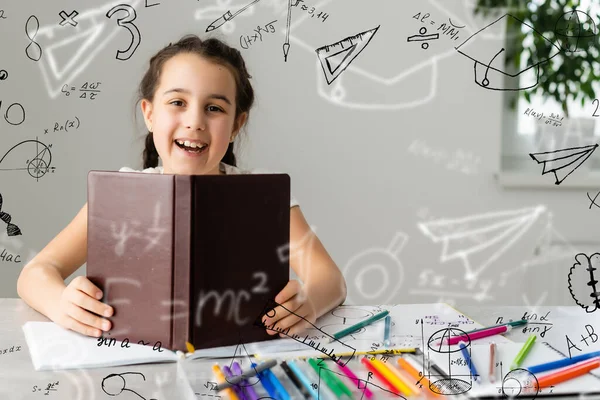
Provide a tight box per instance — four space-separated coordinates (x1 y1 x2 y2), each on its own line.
17 35 346 340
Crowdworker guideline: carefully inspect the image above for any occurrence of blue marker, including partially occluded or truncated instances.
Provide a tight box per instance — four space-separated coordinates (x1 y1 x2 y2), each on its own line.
263 368 291 400
254 363 279 399
459 341 480 382
527 350 600 374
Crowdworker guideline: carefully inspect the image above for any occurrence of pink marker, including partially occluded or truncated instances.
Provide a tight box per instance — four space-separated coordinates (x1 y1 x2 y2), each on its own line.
446 325 512 346
336 362 373 398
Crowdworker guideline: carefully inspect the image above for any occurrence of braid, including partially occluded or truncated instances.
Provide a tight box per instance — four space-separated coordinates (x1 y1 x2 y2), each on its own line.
143 131 159 169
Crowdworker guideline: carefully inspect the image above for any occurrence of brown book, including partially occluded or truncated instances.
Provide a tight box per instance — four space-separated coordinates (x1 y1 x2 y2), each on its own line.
87 171 290 352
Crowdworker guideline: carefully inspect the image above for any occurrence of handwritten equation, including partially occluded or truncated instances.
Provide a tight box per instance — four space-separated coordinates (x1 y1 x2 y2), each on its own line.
566 323 600 357
61 81 102 100
44 117 81 134
295 1 329 22
408 139 481 175
495 310 553 338
0 345 22 355
32 381 58 395
412 11 464 43
240 20 277 50
524 107 564 127
97 334 165 352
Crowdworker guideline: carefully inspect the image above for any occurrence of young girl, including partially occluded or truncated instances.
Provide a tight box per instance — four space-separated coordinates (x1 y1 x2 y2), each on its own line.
17 35 347 340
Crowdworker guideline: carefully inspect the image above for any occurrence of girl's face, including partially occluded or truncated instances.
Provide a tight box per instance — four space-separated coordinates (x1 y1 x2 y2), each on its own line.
141 52 247 175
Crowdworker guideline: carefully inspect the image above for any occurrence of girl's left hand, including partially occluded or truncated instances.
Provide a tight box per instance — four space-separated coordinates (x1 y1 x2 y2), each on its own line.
263 280 316 337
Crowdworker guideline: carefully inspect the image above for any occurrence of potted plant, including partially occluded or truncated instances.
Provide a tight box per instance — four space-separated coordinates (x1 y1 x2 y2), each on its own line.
473 0 600 116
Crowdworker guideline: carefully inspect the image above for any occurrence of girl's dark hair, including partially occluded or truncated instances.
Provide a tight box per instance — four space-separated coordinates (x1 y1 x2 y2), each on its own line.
138 35 254 169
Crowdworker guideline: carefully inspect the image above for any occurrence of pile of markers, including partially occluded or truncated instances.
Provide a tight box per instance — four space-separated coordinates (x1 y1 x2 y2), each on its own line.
210 314 600 398
211 352 436 399
444 320 600 391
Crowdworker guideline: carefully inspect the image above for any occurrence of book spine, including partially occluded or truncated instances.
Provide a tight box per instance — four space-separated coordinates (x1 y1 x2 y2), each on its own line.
172 175 192 351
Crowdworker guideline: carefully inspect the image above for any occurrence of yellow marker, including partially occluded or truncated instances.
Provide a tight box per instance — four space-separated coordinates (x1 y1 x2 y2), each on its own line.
211 364 239 400
316 347 416 359
386 361 419 396
255 347 415 361
370 358 414 396
186 341 196 354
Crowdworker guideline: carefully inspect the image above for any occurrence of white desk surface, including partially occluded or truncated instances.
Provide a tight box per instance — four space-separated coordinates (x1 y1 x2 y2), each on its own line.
2 299 600 399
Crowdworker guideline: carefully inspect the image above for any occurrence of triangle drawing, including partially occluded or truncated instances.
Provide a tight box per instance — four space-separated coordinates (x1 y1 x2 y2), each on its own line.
225 339 261 387
316 25 380 85
529 143 598 184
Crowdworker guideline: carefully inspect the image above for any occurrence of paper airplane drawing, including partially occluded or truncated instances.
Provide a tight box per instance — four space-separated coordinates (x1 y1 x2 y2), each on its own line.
418 206 546 280
455 13 562 91
529 143 598 185
315 25 380 85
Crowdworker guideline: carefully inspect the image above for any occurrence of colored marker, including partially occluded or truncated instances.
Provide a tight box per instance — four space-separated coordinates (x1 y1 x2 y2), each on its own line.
262 367 291 400
308 359 346 399
287 360 319 399
527 350 600 374
511 335 536 370
327 310 390 343
336 361 373 398
222 365 247 399
398 357 441 397
214 360 277 391
459 342 480 382
384 315 392 347
489 342 496 383
446 325 512 346
463 320 527 336
314 347 415 359
361 357 401 395
535 357 600 389
212 364 240 400
371 358 415 396
281 361 312 399
232 362 259 400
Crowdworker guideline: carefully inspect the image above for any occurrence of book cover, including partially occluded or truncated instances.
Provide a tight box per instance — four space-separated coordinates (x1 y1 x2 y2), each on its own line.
87 171 290 352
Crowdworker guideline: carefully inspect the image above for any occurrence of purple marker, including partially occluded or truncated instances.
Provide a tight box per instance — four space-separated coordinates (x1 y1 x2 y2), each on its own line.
232 362 260 400
222 365 248 400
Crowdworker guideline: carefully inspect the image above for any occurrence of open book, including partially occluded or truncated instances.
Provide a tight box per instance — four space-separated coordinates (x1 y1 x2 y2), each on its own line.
425 342 600 398
23 303 489 371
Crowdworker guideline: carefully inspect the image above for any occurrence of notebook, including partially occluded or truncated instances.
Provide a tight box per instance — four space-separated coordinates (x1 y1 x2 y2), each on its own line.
86 170 290 352
425 342 600 398
22 303 474 371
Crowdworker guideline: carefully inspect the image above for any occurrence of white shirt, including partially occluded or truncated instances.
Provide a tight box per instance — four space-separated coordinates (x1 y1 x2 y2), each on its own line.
119 162 299 208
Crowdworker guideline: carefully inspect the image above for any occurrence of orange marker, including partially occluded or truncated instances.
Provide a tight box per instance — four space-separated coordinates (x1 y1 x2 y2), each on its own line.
211 364 239 400
378 359 417 396
398 357 444 398
535 357 600 389
361 357 403 396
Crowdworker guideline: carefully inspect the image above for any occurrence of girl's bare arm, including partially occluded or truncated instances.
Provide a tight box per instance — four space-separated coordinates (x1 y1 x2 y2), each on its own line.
17 203 112 336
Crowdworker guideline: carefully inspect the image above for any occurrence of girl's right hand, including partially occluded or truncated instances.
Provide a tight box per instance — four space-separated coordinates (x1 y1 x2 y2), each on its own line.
53 276 113 337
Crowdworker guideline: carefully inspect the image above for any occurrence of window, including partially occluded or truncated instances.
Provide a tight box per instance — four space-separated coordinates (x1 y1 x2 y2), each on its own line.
499 0 600 187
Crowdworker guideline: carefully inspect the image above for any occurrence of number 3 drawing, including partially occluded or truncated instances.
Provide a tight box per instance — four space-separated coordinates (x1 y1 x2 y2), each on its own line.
106 4 141 61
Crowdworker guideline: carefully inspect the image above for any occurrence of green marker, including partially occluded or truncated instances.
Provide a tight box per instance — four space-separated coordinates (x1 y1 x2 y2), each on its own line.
307 358 353 398
326 310 389 343
511 334 537 370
